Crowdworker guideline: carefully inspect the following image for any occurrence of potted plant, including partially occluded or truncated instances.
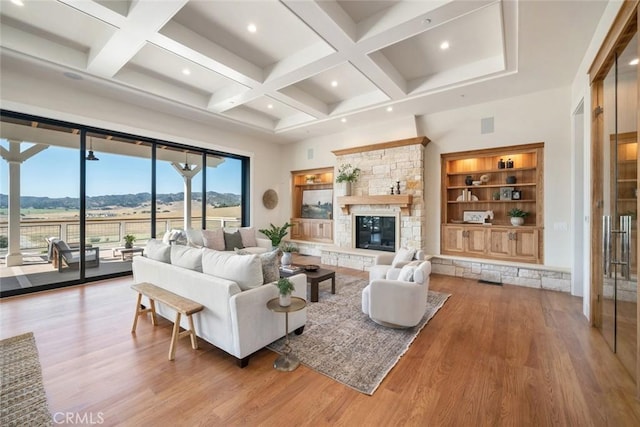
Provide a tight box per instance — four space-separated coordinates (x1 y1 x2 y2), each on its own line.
275 277 295 307
259 222 292 248
279 242 298 266
335 163 361 196
507 208 529 226
123 234 136 249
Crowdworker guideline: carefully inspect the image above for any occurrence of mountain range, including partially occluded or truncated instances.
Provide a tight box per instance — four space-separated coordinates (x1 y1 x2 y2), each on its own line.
0 192 241 210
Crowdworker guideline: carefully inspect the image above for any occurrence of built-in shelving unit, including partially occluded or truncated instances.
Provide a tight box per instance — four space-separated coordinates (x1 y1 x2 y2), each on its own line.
290 167 334 243
441 143 544 264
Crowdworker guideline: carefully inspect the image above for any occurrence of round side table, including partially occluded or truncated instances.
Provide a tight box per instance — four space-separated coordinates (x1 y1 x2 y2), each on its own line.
267 296 306 371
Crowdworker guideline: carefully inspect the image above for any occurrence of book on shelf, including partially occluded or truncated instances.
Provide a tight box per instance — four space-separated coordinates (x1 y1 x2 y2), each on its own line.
279 265 302 273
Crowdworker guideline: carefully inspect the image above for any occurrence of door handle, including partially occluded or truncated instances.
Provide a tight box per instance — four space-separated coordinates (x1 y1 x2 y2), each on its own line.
605 215 632 280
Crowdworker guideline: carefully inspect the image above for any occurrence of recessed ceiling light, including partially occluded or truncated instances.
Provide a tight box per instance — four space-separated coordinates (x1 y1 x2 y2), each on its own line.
267 104 273 109
11 0 24 6
247 23 257 33
386 106 393 112
331 80 338 87
341 118 347 123
630 58 639 66
440 41 450 50
182 68 191 75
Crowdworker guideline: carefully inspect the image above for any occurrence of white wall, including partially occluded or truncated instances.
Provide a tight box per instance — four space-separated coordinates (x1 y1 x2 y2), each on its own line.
0 64 288 230
416 87 573 268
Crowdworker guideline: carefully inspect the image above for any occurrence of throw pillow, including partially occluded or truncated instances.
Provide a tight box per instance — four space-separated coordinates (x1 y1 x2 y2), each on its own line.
185 228 204 248
391 247 416 267
224 230 244 251
234 248 280 284
202 228 225 251
201 249 263 290
238 227 257 248
170 245 203 272
398 265 416 282
161 231 172 245
145 239 171 263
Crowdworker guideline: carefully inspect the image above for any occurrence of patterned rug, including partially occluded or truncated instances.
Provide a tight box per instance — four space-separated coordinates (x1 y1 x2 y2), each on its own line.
0 332 52 426
268 275 450 395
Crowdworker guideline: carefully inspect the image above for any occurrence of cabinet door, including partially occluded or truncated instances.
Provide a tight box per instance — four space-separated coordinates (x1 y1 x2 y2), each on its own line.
290 220 302 239
441 225 465 253
319 221 332 240
511 228 538 261
466 228 487 255
487 229 512 258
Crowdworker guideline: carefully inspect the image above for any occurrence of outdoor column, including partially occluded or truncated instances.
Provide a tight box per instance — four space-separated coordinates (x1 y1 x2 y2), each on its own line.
183 176 192 230
0 140 49 266
171 163 201 231
5 160 21 266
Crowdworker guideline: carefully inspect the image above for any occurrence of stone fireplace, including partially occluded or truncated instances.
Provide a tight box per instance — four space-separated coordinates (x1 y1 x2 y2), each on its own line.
321 137 429 270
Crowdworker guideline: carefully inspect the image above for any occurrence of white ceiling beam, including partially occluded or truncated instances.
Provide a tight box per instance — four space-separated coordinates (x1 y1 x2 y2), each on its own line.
86 0 189 77
274 87 329 117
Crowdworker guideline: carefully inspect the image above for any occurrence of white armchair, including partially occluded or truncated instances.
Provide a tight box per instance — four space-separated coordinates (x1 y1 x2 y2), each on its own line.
369 247 425 282
362 260 432 328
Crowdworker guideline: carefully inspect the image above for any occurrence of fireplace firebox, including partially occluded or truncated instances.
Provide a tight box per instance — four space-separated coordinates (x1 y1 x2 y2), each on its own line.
355 215 396 252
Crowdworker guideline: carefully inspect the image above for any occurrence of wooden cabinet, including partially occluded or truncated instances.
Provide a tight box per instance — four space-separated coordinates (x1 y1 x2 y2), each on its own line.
290 167 334 243
441 225 487 256
442 225 539 262
441 143 544 263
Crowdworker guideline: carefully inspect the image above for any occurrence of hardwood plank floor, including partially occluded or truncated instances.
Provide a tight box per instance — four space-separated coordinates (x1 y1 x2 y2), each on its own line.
2 258 640 426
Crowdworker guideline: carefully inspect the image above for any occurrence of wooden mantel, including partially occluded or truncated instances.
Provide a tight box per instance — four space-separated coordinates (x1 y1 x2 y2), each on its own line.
332 136 430 156
337 195 413 215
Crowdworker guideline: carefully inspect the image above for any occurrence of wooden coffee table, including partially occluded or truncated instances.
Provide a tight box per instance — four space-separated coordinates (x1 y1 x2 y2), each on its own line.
280 266 335 302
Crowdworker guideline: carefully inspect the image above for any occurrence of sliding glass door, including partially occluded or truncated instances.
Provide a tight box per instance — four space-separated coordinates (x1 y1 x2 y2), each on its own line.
0 110 249 297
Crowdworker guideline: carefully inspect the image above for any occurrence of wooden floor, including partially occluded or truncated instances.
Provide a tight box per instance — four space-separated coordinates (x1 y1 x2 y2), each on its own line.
2 257 640 426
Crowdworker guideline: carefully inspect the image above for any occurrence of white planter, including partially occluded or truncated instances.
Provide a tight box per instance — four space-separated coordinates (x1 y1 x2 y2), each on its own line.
510 217 524 226
281 252 292 266
336 181 352 197
279 294 291 307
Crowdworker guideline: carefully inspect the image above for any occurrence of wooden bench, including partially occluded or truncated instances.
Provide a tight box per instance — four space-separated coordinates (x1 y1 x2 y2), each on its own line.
131 282 204 361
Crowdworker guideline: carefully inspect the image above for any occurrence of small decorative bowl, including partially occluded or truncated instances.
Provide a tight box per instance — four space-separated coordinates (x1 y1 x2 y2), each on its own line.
304 264 319 272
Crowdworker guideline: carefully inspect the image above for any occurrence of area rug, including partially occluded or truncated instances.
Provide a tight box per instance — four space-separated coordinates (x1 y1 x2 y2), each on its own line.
267 275 450 395
1 332 52 426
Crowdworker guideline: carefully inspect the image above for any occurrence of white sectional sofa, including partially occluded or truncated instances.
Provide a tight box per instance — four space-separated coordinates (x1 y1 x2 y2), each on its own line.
132 240 306 367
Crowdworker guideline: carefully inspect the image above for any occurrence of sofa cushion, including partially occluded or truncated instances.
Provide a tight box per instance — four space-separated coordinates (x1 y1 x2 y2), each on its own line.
224 230 244 251
391 247 416 267
202 249 263 290
145 239 171 263
202 228 226 251
186 228 204 248
170 245 203 272
238 227 257 248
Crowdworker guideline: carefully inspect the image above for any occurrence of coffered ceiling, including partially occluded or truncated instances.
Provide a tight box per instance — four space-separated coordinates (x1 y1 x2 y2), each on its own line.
0 0 608 141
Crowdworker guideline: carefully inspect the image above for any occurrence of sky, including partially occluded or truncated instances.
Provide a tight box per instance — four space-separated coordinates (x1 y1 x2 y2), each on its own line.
0 141 242 198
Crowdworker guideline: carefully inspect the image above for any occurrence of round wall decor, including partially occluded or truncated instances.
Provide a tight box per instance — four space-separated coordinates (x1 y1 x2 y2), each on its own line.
262 189 278 209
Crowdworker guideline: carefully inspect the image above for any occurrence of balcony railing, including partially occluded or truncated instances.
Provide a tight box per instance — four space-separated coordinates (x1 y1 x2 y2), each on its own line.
0 216 241 254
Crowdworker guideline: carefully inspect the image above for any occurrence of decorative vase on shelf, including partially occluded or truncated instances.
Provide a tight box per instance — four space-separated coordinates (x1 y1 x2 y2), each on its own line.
337 181 352 196
279 293 291 307
465 176 473 185
281 252 292 267
510 217 524 226
498 158 506 169
506 176 516 184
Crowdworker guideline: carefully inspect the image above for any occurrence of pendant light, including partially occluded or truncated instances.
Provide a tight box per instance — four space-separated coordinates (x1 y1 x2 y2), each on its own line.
86 137 99 161
182 151 192 171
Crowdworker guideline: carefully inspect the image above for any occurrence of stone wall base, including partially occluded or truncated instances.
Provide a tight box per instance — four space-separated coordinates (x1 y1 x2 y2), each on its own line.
430 256 571 293
291 240 573 293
